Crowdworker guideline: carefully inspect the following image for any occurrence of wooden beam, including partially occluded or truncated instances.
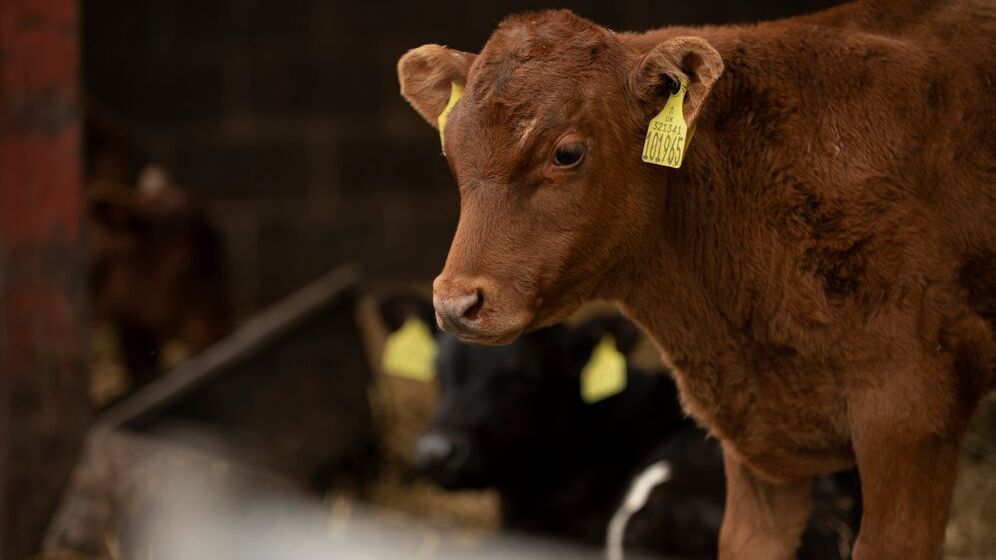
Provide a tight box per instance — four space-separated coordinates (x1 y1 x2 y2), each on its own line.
97 263 361 431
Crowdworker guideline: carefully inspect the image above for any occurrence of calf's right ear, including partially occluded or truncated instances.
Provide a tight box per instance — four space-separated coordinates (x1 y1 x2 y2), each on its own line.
397 44 476 128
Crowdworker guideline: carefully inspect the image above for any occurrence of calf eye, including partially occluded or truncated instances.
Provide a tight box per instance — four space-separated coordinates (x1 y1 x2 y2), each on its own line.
553 143 586 167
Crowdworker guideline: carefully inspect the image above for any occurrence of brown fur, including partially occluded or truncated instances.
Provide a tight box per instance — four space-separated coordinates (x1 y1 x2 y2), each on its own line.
398 1 996 558
89 176 232 385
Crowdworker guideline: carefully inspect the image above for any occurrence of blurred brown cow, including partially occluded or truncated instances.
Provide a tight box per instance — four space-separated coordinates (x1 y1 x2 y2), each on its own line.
88 168 232 390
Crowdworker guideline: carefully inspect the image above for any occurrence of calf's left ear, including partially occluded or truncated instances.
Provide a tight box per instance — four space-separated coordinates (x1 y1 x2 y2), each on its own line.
629 37 724 127
398 44 477 128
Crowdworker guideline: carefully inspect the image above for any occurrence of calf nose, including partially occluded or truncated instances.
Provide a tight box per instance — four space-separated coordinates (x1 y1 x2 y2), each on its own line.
413 432 470 473
433 288 484 334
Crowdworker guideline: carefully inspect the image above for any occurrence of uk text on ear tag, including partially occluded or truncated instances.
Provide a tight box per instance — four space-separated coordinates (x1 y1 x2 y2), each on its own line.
382 317 438 382
580 335 627 404
641 77 693 168
437 82 463 154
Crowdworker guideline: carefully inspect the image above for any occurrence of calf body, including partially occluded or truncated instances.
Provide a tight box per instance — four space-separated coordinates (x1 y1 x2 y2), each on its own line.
398 0 995 557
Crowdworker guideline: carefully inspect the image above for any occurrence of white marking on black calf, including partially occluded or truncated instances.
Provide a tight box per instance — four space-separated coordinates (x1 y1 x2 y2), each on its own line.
606 460 671 560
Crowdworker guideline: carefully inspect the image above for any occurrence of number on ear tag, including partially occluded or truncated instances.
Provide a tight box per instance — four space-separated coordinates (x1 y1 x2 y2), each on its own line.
580 335 627 403
641 77 694 168
437 82 463 153
382 317 438 382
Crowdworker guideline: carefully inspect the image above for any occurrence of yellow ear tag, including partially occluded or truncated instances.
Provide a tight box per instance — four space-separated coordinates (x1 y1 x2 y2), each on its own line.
641 77 695 168
382 317 438 382
437 81 463 154
580 335 627 404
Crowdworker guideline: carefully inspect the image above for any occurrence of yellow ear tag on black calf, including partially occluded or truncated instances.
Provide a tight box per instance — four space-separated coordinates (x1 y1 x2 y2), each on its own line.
580 335 627 404
642 76 694 168
437 82 463 154
382 317 438 382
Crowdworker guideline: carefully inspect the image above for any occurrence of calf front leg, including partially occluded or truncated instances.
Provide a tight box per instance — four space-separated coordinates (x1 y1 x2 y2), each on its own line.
718 444 813 560
849 377 967 560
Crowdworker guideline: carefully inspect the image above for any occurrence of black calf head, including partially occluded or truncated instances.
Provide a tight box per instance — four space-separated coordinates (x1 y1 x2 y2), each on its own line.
377 292 640 489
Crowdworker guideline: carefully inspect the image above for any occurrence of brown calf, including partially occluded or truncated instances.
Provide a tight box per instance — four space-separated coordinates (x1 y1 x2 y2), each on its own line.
89 171 232 386
398 1 995 558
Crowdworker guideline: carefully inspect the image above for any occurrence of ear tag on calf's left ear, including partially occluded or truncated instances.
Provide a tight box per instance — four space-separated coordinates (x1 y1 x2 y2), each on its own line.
642 76 694 169
437 82 463 154
382 317 438 382
581 335 627 404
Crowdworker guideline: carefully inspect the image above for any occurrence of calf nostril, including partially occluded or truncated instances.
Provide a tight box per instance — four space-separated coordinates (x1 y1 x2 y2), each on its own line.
448 291 482 322
461 289 484 321
434 287 486 333
414 433 455 468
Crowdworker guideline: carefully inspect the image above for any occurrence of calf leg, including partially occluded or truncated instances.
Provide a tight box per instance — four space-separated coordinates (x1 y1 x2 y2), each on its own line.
849 382 965 560
718 444 813 560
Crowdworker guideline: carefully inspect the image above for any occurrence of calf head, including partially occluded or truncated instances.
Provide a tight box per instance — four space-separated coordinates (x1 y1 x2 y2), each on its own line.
380 292 575 488
398 10 723 343
380 293 640 489
421 324 575 489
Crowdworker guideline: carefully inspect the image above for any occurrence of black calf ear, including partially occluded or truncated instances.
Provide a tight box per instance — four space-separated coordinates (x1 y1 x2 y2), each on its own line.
569 315 641 366
377 290 438 334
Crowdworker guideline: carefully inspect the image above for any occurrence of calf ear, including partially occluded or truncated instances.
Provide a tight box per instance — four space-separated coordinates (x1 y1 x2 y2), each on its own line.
629 36 723 127
397 44 476 128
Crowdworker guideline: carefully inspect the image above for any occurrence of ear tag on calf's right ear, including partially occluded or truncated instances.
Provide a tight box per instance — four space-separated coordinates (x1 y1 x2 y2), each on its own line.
581 335 627 404
437 82 463 154
382 317 438 382
642 76 693 168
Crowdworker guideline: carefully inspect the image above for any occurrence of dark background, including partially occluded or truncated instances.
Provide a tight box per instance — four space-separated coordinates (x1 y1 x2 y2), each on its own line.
83 0 846 316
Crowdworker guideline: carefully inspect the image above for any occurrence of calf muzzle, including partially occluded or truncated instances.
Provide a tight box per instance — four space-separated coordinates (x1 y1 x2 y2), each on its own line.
432 277 485 335
413 431 474 487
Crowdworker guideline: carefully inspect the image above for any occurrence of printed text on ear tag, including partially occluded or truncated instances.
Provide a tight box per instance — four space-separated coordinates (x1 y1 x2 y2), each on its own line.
437 82 463 154
642 77 693 168
580 335 627 404
382 317 438 382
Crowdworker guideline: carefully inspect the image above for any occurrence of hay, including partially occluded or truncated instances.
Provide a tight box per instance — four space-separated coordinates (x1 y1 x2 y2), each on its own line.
945 393 996 560
352 293 501 532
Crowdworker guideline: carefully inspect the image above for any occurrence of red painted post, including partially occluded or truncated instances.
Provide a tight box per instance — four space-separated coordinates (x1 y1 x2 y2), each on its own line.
0 0 89 556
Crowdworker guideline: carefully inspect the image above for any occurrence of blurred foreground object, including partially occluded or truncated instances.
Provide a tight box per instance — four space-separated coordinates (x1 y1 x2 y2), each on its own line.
44 430 617 560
